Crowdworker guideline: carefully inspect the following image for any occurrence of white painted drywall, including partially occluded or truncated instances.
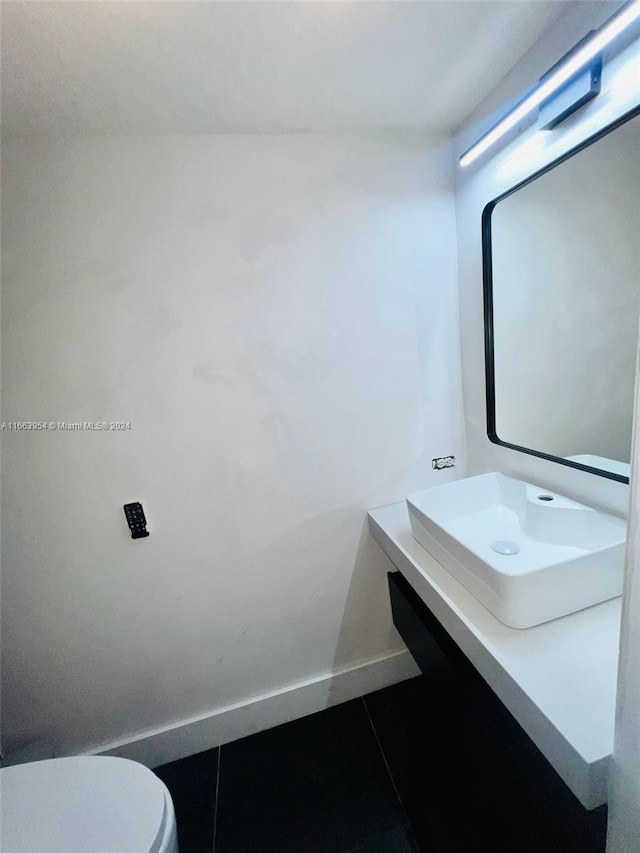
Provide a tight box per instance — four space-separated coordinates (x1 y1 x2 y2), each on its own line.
1 133 463 759
491 124 640 462
607 325 640 850
453 1 639 517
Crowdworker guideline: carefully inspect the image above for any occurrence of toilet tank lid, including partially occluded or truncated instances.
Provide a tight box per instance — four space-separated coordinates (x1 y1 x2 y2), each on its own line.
0 755 169 853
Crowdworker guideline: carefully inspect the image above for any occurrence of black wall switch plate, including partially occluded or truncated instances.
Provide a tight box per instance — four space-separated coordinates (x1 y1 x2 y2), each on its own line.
123 502 150 539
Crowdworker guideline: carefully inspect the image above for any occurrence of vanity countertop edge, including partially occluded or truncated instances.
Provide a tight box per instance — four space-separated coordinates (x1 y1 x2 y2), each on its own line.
368 501 621 810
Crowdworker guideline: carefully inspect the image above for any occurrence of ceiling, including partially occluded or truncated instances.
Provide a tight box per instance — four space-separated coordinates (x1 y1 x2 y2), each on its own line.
1 0 572 136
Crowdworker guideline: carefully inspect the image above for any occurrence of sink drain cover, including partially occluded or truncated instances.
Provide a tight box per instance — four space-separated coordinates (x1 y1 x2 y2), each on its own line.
491 540 520 555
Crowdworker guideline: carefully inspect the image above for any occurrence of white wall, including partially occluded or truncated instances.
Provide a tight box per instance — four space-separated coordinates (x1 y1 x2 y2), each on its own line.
608 331 640 851
491 123 640 462
1 133 464 761
454 0 638 517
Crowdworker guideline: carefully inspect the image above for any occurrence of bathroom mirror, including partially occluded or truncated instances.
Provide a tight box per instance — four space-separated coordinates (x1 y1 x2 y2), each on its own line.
483 105 640 483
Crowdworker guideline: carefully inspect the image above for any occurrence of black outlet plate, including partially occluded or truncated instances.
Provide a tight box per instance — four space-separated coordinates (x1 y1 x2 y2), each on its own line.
123 502 150 539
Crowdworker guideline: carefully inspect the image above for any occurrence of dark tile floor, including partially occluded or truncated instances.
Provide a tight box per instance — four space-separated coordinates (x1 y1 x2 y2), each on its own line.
155 693 418 853
155 672 607 853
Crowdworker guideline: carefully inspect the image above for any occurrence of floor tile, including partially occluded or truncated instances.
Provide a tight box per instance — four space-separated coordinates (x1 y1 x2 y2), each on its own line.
155 747 219 853
214 698 418 853
364 672 607 853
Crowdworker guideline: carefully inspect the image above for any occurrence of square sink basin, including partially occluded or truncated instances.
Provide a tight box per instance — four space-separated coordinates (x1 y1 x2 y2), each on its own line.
407 472 626 628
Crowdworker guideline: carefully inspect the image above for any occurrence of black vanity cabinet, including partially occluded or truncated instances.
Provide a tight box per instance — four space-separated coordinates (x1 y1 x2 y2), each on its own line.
387 571 608 853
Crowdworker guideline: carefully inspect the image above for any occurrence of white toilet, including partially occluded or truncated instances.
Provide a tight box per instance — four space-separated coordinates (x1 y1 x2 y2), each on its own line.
0 755 178 852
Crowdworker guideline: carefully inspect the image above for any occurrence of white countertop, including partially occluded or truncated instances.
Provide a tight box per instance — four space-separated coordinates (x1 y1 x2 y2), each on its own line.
368 501 621 809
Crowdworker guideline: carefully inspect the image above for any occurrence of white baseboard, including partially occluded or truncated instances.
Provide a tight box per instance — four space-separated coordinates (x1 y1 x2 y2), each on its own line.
86 648 419 768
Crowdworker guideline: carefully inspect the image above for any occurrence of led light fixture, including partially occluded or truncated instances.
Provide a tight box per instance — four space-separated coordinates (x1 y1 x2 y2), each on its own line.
460 0 640 167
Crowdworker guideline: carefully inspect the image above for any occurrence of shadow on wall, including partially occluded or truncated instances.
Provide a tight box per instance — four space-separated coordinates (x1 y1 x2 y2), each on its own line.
237 504 410 686
330 515 418 704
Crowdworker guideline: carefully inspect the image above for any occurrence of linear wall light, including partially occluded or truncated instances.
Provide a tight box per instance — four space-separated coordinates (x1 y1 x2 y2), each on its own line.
460 0 640 167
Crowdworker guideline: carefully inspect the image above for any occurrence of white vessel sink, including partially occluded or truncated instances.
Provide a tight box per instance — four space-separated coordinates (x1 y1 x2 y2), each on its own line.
407 472 626 629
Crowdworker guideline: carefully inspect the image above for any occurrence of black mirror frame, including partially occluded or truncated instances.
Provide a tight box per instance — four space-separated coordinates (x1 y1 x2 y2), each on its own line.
482 103 640 486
